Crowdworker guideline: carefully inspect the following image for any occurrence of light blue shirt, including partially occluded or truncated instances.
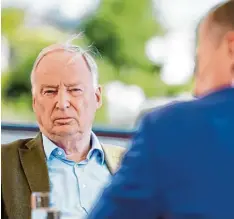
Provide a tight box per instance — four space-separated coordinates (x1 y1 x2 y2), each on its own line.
42 133 111 219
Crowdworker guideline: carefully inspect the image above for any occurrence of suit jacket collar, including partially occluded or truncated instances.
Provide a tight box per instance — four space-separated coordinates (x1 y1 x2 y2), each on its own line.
199 87 234 101
18 133 50 193
18 133 125 193
102 144 126 174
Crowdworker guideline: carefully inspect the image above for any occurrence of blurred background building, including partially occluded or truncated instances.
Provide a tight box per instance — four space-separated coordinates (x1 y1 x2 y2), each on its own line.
1 0 227 130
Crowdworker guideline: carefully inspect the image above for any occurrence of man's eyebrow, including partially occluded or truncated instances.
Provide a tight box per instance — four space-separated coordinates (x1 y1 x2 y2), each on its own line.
40 84 58 89
65 83 82 87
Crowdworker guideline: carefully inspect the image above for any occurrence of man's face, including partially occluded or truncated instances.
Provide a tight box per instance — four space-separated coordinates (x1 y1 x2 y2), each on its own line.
194 17 234 96
32 51 102 140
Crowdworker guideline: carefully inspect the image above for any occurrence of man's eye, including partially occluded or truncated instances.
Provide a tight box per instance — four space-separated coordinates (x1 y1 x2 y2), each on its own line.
70 88 83 93
44 90 56 95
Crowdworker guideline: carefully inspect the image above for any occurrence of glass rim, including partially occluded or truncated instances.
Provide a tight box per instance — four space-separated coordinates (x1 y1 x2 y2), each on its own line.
31 192 50 197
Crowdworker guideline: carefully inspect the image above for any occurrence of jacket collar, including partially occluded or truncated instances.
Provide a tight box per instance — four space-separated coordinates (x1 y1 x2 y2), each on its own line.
18 133 126 193
198 87 234 101
101 144 126 174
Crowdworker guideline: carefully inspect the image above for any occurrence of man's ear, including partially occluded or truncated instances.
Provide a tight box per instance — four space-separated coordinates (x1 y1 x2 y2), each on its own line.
226 32 234 81
95 85 102 109
226 31 234 59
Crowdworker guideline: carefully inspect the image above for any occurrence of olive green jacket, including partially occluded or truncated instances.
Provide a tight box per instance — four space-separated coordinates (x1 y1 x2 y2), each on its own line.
1 133 126 219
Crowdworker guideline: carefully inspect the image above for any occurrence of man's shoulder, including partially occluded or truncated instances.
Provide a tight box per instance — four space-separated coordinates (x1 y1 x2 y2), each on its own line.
101 144 126 158
137 99 207 136
146 92 231 123
101 144 127 174
1 138 35 170
145 100 195 123
2 138 33 154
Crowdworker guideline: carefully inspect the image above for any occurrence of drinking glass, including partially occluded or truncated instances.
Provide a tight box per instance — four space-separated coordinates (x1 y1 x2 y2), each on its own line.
31 192 61 219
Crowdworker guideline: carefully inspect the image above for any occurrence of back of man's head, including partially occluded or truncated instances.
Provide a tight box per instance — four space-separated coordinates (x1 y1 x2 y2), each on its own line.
194 0 234 97
208 0 234 42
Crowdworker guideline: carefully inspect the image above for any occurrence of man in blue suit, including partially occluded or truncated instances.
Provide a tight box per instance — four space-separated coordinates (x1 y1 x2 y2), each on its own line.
88 1 234 219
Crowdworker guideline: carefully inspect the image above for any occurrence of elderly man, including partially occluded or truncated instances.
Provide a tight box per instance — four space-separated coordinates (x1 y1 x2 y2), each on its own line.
1 41 126 219
88 1 234 219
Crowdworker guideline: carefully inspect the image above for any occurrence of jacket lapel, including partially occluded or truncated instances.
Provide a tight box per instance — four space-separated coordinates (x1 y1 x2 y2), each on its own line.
102 144 126 175
18 133 50 193
18 135 125 190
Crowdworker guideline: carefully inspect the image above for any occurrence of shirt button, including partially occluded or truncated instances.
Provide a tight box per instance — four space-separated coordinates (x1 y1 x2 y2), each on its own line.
82 184 86 188
57 150 62 156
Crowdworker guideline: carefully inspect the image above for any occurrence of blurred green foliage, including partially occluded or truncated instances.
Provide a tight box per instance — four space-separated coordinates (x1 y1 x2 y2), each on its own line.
82 0 192 98
2 8 25 38
1 2 192 125
83 0 161 71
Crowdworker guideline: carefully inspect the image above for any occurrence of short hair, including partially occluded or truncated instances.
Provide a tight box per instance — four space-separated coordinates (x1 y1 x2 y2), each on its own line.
31 34 99 94
208 0 234 40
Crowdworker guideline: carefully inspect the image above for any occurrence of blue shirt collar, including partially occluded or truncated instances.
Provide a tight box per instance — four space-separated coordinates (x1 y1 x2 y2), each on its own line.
42 132 105 164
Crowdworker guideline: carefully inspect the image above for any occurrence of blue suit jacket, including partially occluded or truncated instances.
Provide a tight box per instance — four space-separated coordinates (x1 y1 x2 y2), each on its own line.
88 87 234 219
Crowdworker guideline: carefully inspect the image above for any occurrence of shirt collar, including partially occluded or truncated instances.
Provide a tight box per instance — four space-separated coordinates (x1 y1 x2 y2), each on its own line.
42 134 58 160
87 132 105 164
42 132 105 164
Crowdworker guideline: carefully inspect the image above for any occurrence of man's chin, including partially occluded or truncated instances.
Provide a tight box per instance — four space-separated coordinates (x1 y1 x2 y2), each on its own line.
52 126 81 137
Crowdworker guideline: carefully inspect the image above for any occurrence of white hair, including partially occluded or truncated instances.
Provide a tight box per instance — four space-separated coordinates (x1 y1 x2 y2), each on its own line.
31 34 99 94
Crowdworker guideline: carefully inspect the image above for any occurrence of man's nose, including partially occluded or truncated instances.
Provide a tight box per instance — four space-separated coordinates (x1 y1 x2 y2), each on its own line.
56 90 71 110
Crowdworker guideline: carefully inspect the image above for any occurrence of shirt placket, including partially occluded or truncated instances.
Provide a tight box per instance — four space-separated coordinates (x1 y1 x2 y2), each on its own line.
74 163 88 216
